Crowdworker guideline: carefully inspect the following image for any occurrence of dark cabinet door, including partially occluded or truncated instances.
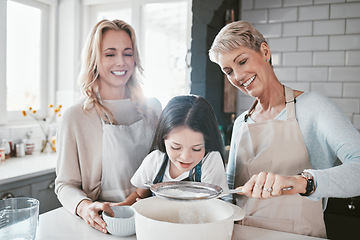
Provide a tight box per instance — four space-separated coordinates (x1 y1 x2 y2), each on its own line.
31 172 61 214
324 196 360 239
0 172 61 214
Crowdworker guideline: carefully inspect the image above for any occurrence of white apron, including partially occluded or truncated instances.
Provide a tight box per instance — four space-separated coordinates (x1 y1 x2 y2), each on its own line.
98 116 154 202
234 86 326 238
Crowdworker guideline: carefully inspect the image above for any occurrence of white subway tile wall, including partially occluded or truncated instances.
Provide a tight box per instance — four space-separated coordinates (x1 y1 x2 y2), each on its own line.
284 0 313 7
314 20 345 35
330 3 360 18
298 36 329 51
313 51 345 66
268 38 297 51
297 67 328 81
255 0 282 9
238 0 360 130
253 23 282 38
283 21 313 36
346 19 360 34
299 5 329 21
269 8 297 23
274 67 297 81
346 51 360 65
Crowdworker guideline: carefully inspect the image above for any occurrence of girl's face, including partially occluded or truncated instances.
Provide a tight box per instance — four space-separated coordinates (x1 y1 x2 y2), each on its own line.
216 43 271 98
164 126 206 178
98 30 135 98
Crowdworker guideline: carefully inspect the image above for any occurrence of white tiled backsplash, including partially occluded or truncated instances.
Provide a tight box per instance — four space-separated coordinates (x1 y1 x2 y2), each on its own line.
238 0 360 130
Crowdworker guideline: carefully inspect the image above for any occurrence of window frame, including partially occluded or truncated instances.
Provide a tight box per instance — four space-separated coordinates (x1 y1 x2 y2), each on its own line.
0 0 57 125
82 0 192 105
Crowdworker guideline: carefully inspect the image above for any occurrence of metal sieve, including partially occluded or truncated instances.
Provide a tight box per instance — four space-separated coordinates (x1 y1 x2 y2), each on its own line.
148 181 242 201
147 181 293 201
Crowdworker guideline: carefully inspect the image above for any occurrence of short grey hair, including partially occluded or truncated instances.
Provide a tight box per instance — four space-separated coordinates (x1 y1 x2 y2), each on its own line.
209 20 268 63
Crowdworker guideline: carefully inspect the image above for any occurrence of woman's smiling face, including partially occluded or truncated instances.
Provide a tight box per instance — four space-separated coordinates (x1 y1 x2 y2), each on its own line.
217 43 270 98
164 126 206 178
98 30 135 95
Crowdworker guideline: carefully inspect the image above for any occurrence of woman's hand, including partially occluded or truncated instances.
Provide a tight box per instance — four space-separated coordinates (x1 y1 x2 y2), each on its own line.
76 199 114 233
240 172 307 199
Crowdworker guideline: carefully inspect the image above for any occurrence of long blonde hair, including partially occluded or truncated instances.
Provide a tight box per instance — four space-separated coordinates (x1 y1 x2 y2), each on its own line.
78 19 154 124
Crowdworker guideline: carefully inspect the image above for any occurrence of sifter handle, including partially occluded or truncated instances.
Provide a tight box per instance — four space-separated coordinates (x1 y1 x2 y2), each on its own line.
225 186 293 194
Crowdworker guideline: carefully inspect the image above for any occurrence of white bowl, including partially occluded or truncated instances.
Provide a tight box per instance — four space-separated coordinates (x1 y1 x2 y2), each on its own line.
103 205 135 237
132 196 245 240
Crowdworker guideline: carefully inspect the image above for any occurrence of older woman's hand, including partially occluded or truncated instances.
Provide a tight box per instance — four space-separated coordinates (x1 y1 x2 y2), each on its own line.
240 172 307 199
76 199 114 233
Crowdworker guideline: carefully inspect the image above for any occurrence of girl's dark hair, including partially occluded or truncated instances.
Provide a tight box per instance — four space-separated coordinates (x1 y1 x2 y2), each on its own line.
150 95 224 162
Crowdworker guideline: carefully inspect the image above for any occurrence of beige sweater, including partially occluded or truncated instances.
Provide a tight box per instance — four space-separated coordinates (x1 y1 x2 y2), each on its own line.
55 98 161 214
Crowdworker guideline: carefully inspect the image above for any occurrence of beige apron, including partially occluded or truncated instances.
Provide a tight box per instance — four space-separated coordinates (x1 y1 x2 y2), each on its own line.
98 115 154 202
234 86 326 238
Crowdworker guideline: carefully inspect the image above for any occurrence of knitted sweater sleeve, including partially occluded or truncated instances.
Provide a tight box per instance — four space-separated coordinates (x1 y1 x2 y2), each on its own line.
295 92 360 199
55 102 102 214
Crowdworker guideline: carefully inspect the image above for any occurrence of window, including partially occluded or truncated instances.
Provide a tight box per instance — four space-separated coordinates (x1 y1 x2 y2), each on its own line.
84 0 192 107
141 1 191 106
0 0 53 124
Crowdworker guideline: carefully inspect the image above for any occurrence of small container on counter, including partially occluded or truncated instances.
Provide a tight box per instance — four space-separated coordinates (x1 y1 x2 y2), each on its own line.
7 140 14 159
0 147 5 161
0 139 11 161
23 139 35 155
15 142 25 157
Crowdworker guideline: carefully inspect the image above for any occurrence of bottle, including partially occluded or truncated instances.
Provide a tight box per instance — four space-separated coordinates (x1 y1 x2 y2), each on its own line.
0 139 11 161
0 147 5 162
218 125 225 146
226 114 236 146
16 142 25 157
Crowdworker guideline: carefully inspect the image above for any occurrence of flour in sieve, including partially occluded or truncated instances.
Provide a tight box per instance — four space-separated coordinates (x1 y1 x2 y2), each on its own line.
158 189 209 198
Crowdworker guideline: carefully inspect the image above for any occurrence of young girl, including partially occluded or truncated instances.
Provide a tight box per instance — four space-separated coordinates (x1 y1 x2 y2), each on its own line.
119 95 228 205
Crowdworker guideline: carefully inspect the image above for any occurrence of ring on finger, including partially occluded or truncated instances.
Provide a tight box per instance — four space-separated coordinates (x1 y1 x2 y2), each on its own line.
266 187 273 193
254 184 263 189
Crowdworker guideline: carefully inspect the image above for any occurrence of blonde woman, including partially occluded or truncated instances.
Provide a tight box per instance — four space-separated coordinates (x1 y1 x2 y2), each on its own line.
55 19 161 233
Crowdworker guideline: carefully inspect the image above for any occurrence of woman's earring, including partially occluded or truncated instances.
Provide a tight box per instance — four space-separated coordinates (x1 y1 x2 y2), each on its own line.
266 59 269 62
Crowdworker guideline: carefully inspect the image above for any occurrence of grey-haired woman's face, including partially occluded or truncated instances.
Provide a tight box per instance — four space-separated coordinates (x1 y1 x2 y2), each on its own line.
217 43 271 98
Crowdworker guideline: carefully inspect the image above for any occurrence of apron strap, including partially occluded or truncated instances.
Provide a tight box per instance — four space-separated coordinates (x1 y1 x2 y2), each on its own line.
153 153 169 184
244 86 296 122
152 153 202 183
244 100 258 122
284 86 296 120
188 161 202 182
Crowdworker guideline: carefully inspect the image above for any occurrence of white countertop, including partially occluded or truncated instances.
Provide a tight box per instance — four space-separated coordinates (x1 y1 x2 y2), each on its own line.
2 154 326 240
35 207 325 240
0 153 57 185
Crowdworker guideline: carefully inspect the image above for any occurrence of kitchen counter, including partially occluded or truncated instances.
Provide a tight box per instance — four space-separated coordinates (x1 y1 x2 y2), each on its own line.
0 153 56 185
35 207 325 240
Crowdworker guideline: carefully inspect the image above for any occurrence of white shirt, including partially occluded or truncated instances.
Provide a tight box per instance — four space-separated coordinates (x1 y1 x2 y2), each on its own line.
131 150 229 191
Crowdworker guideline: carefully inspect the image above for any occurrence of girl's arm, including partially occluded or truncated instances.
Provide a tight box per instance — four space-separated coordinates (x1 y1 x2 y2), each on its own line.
115 188 152 206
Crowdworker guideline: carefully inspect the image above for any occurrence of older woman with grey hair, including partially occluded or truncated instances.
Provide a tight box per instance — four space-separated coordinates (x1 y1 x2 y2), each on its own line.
209 20 360 238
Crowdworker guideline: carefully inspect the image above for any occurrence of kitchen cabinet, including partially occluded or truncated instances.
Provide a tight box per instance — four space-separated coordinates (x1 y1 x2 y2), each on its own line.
0 172 61 214
0 153 60 214
324 196 360 239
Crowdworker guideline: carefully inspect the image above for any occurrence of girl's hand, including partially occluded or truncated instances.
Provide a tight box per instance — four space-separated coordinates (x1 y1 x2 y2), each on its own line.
240 172 305 199
76 199 114 233
109 201 127 207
